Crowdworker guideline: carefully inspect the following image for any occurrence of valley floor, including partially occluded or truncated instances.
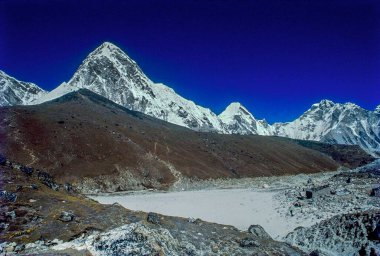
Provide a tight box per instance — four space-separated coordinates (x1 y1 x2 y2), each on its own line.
92 188 290 239
89 160 380 255
1 159 379 255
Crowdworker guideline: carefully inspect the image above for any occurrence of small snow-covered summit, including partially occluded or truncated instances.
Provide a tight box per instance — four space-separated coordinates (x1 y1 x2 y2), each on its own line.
35 42 226 132
0 70 46 106
219 102 272 135
219 102 248 121
314 99 335 108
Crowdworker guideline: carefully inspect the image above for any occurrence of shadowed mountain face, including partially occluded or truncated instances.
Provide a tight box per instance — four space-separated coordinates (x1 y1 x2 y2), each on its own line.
0 89 373 192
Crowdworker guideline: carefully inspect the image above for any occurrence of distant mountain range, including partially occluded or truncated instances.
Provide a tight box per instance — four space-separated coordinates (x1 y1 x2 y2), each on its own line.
0 70 47 106
1 42 379 153
2 89 374 193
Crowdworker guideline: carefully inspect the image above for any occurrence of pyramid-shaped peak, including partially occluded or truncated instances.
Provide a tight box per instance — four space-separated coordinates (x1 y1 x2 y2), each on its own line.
87 41 130 61
227 102 244 110
99 41 120 50
219 102 253 119
225 102 249 113
319 99 335 106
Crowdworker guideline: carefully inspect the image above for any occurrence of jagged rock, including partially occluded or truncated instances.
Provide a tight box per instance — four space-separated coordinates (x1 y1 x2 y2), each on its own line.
45 239 60 246
0 191 17 202
20 166 33 175
30 184 38 190
368 224 380 241
5 244 15 253
371 187 380 197
188 217 196 223
306 190 313 199
14 244 25 252
147 212 160 224
3 242 17 253
38 171 59 190
64 183 73 192
309 250 320 256
248 225 271 239
239 237 260 247
359 245 367 256
0 155 6 165
6 211 16 220
336 187 350 195
59 211 75 222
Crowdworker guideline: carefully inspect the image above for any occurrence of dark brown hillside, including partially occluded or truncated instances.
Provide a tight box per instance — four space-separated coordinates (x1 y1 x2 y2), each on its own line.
276 137 375 168
0 89 371 192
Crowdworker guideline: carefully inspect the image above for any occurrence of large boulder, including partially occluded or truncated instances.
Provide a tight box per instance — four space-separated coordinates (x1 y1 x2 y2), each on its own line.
38 171 59 190
248 225 271 239
239 238 260 247
0 191 17 202
147 212 160 224
59 211 75 222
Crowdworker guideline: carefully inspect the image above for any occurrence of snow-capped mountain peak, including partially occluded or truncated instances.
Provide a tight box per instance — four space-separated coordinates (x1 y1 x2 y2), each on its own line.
314 99 335 108
34 42 226 132
219 102 272 135
99 41 121 51
0 70 47 106
219 102 252 121
274 99 380 152
2 41 379 153
82 41 138 67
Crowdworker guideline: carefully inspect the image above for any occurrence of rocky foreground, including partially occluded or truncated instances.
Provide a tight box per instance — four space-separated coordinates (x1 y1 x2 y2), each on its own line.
277 160 380 255
1 155 380 255
0 156 306 255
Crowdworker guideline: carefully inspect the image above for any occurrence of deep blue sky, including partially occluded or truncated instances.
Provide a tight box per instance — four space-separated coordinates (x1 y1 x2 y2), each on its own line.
1 0 379 123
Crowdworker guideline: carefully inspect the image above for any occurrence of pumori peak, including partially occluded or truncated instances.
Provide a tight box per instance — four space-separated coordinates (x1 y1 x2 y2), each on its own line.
33 42 227 132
